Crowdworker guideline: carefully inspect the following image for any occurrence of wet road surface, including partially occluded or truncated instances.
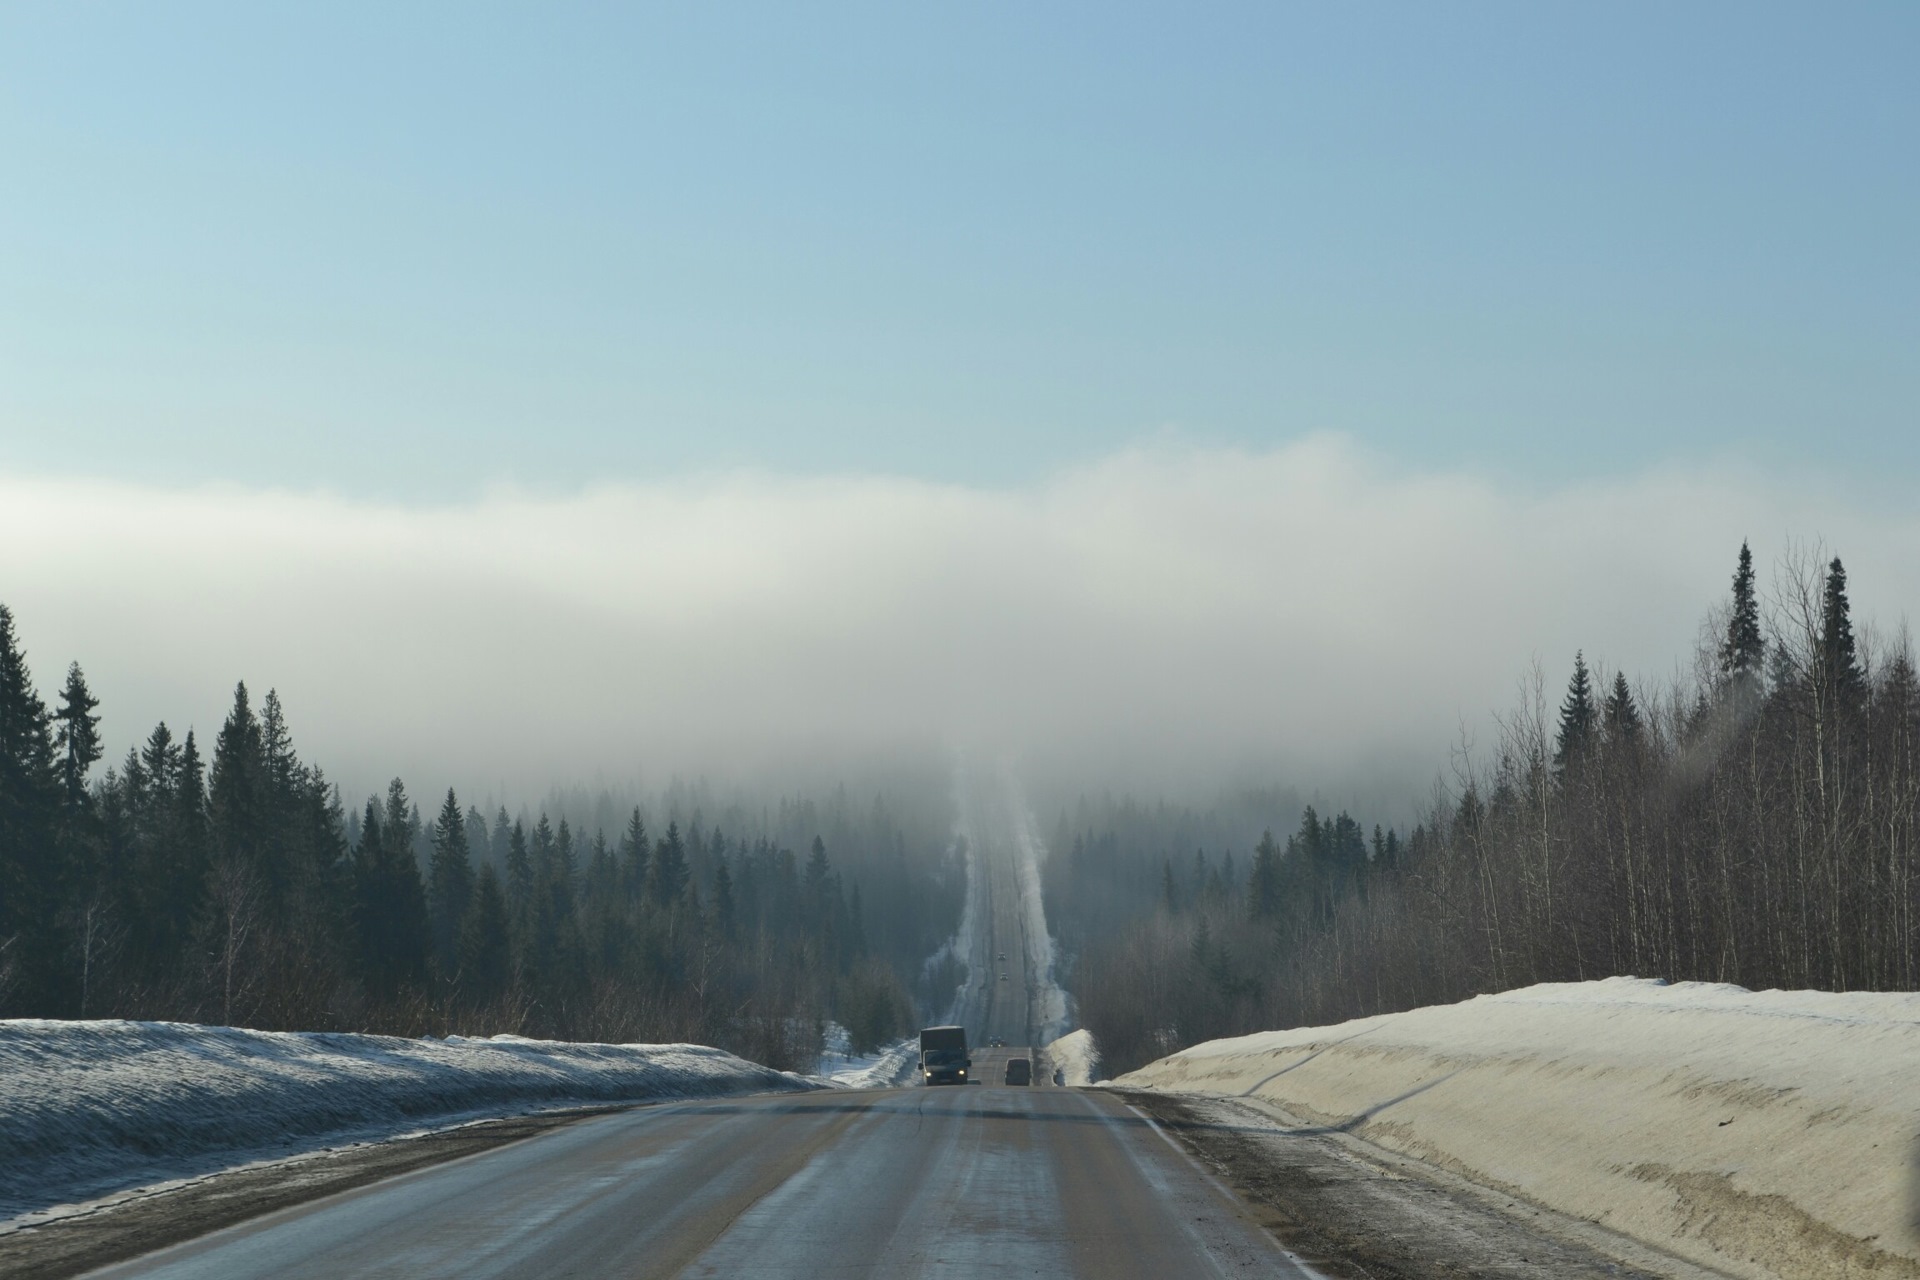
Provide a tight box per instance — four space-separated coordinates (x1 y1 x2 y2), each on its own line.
88 1083 1317 1279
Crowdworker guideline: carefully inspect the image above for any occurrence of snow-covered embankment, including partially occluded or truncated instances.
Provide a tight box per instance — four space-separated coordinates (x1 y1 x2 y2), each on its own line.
0 1019 816 1226
1116 978 1920 1280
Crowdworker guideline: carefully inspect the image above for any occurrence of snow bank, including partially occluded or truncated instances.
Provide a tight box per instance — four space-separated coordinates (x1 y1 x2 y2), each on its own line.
1043 1028 1101 1086
815 1027 920 1089
0 1019 816 1225
1117 978 1920 1280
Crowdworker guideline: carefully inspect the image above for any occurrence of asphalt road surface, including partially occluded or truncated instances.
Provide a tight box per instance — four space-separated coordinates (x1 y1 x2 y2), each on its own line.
87 779 1323 1278
89 1084 1317 1280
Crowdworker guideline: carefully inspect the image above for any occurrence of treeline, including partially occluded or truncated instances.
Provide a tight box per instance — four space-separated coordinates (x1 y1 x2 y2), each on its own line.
1071 543 1920 1075
0 605 963 1068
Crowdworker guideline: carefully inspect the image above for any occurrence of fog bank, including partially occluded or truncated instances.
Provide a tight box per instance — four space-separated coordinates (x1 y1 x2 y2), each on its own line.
3 436 1916 809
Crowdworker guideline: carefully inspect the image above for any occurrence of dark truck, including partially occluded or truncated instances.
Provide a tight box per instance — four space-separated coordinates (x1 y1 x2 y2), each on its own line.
919 1025 971 1085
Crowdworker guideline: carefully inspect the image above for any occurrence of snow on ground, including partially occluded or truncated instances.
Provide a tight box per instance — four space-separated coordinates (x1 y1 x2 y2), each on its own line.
815 1025 920 1089
1003 784 1072 1046
1116 978 1920 1280
0 1019 817 1227
1042 1028 1101 1086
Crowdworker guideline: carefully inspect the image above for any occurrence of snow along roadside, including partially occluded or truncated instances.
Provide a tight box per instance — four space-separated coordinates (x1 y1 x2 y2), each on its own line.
0 1019 818 1228
1114 977 1920 1280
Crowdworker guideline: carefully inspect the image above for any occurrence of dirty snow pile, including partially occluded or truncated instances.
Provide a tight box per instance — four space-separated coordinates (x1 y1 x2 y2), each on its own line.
1117 978 1920 1280
1042 1029 1101 1086
0 1019 816 1226
816 1026 920 1088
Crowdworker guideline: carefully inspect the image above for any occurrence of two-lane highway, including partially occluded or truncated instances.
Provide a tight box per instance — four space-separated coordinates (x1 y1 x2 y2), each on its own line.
90 1084 1316 1279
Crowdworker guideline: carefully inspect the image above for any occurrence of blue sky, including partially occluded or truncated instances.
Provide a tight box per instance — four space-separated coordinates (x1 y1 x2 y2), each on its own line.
2 2 1916 496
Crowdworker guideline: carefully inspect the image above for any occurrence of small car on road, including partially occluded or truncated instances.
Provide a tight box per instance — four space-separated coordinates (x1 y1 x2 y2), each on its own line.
1005 1058 1031 1086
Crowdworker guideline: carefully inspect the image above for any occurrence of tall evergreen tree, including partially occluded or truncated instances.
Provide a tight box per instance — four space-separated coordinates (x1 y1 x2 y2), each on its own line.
457 863 511 1006
428 788 473 979
712 857 736 938
208 682 264 898
1553 652 1597 774
650 821 689 909
52 662 102 816
0 606 60 1011
1248 830 1281 918
1818 556 1865 706
1604 670 1642 746
1720 540 1765 686
619 808 648 903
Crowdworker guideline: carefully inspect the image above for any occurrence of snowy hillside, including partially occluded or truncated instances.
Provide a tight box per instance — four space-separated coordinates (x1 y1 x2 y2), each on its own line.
1116 977 1920 1280
0 1019 816 1226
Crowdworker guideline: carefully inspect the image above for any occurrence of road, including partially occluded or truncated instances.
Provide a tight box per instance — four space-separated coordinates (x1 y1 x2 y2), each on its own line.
90 1084 1316 1279
86 775 1326 1279
948 766 1068 1061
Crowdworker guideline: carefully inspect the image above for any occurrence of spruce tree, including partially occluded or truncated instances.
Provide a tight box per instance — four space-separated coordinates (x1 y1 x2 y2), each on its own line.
712 857 736 938
208 683 264 902
1604 670 1642 746
650 821 688 909
1248 830 1281 918
619 808 648 903
1553 652 1597 774
0 605 61 1012
457 863 511 1007
1818 556 1865 707
1720 541 1766 685
428 788 473 979
52 663 102 815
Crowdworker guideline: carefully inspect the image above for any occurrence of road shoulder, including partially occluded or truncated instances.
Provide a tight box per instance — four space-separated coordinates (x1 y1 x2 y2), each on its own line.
0 1106 627 1280
1119 1090 1737 1280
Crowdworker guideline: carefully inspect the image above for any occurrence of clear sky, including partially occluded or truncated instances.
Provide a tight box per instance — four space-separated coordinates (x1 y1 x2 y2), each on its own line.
3 3 1915 496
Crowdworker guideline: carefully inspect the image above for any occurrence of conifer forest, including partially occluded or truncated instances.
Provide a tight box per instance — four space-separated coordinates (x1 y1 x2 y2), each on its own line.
0 613 959 1069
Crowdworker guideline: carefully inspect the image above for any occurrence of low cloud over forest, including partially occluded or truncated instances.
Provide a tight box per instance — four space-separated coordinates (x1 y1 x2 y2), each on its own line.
4 436 1917 805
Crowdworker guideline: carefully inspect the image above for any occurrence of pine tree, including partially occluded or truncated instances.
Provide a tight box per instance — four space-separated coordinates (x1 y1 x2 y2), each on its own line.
712 857 736 938
1248 830 1281 918
1720 541 1765 686
504 817 532 949
428 788 473 979
650 821 688 909
619 808 648 903
1818 556 1865 707
457 863 511 1007
0 605 61 1012
1553 652 1597 774
52 663 102 815
208 683 264 900
353 792 429 1002
1160 858 1178 914
1604 670 1642 746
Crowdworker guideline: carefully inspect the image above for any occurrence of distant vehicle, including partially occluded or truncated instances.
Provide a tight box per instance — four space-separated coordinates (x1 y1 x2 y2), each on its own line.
919 1025 970 1086
1005 1057 1031 1086
999 972 1009 982
986 1035 1004 1048
997 952 1006 960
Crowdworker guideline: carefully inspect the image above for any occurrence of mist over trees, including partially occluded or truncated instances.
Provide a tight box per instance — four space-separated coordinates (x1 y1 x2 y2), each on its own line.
0 605 962 1069
1068 543 1920 1075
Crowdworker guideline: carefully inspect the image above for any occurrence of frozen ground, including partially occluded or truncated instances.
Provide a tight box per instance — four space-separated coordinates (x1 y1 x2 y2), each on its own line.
1117 977 1920 1280
815 1025 919 1088
0 1019 815 1228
